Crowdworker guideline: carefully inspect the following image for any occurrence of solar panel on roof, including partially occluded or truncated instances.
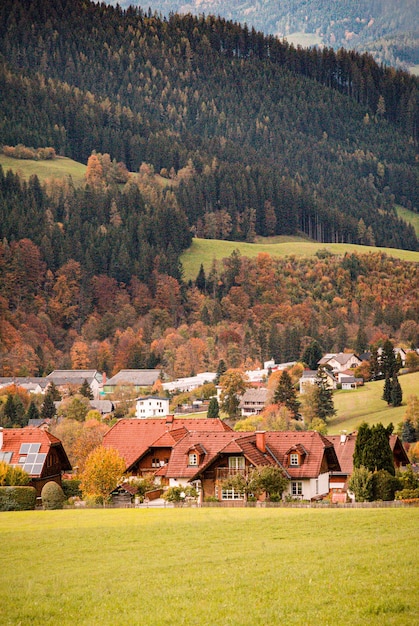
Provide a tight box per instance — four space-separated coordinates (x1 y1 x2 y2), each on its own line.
19 443 41 454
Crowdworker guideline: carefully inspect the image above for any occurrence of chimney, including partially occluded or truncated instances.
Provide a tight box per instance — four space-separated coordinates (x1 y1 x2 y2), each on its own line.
255 431 266 453
340 431 347 444
0 427 3 450
102 372 107 385
166 415 174 425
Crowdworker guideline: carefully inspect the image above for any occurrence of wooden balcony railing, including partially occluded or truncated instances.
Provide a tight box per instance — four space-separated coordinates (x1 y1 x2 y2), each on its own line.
216 467 246 480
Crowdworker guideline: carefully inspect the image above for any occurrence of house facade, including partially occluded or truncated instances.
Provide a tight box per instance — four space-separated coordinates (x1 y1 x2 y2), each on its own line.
135 396 170 418
46 370 103 399
0 426 71 496
103 369 161 394
238 388 268 416
319 353 361 373
103 418 341 503
299 369 337 394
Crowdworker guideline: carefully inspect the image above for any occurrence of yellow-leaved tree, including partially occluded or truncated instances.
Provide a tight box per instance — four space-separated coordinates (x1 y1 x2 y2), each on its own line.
80 446 125 505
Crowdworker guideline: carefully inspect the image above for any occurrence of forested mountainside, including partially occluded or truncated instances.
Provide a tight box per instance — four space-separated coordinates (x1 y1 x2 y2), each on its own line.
107 0 419 70
1 0 419 374
0 0 418 254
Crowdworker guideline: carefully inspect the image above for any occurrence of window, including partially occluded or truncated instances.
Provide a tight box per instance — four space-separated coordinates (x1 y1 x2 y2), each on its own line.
222 488 244 500
152 457 160 468
290 453 299 466
228 456 245 469
189 453 198 466
291 481 303 496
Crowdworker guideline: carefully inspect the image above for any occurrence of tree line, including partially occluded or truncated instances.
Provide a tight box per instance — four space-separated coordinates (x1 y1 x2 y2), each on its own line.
0 0 418 250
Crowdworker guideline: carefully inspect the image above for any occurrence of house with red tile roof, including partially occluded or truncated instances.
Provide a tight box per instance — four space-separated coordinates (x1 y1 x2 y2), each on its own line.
102 416 232 476
327 432 410 501
103 417 341 502
0 426 71 496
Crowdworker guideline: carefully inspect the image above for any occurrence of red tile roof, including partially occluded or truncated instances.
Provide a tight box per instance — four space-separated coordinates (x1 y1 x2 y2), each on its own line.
1 427 71 475
265 431 340 478
103 418 232 470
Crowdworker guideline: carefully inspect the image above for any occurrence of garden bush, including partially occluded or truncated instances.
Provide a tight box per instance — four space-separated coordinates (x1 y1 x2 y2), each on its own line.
372 470 402 501
41 481 66 510
0 486 37 511
62 479 82 500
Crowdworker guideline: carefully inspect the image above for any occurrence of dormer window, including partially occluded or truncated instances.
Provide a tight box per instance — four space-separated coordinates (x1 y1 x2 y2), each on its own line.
189 453 198 466
290 453 299 466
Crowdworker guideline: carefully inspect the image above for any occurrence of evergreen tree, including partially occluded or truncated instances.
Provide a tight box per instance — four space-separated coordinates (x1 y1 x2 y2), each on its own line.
391 374 403 407
3 394 16 427
314 366 336 421
26 400 40 423
273 370 301 419
41 393 57 420
214 359 227 385
47 382 62 401
207 396 219 419
195 263 206 292
401 418 417 443
302 341 323 370
369 347 381 380
380 339 398 378
353 422 371 469
353 422 395 476
79 379 94 399
382 374 393 404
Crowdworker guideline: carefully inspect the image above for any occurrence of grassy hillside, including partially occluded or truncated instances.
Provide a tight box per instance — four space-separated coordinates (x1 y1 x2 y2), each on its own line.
328 371 419 434
396 205 419 238
0 154 86 186
1 508 417 624
181 236 419 281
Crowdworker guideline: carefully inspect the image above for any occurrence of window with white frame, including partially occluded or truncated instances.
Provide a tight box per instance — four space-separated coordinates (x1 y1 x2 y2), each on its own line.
189 453 198 466
291 481 303 496
222 488 244 500
152 457 160 468
290 453 299 466
228 456 245 469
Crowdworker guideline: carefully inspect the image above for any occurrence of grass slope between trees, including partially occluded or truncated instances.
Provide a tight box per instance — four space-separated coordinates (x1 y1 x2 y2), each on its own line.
0 508 417 625
329 371 419 434
181 236 419 281
0 154 86 186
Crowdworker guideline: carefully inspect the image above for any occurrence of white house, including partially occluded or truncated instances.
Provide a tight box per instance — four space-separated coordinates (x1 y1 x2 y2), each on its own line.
299 370 337 394
135 396 170 419
162 372 216 393
318 353 361 374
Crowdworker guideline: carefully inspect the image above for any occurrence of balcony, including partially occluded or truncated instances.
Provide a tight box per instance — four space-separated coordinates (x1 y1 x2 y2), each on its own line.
216 467 246 480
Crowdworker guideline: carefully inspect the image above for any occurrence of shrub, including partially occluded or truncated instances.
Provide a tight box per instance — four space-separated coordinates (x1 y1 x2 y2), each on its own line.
163 486 197 503
0 486 37 511
372 470 401 501
348 466 374 502
41 481 66 510
0 461 31 486
62 479 82 500
395 488 419 500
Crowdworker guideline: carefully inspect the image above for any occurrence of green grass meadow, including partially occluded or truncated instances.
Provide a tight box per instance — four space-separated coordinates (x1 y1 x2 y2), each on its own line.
329 370 419 434
0 154 87 186
0 507 418 625
180 237 419 281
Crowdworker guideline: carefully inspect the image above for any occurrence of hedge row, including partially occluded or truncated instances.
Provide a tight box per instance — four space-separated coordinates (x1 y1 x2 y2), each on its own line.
0 486 37 511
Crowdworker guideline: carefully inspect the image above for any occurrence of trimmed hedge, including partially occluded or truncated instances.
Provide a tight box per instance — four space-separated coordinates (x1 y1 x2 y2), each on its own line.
62 479 82 499
41 481 65 510
0 486 37 511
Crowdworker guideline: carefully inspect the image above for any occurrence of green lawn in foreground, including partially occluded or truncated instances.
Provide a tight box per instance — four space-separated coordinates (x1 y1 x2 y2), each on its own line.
329 370 419 434
0 508 417 625
180 237 419 281
0 154 86 186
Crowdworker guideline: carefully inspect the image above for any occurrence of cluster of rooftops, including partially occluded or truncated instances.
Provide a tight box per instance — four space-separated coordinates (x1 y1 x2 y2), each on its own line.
0 416 409 502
